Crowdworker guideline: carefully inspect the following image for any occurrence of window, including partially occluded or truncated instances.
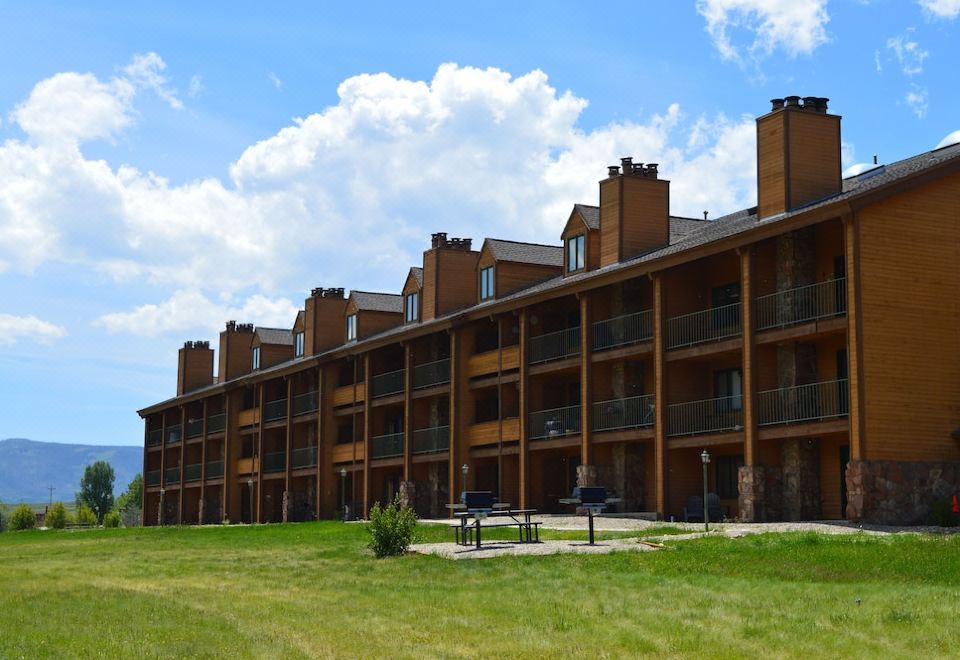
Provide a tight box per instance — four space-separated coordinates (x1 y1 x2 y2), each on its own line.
714 368 742 411
252 346 261 371
294 331 305 358
346 314 357 342
479 266 495 300
715 455 744 499
566 234 585 272
405 291 419 323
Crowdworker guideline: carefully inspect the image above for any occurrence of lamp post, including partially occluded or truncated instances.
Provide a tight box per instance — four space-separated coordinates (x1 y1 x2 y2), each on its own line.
247 478 254 525
700 449 711 533
159 487 165 526
340 468 348 521
461 463 469 497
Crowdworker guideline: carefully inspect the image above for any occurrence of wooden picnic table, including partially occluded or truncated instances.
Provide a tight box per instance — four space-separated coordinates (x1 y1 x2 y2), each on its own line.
448 506 540 548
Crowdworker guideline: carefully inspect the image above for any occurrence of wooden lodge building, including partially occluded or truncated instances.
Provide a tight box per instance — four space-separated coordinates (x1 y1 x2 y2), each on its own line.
138 95 960 526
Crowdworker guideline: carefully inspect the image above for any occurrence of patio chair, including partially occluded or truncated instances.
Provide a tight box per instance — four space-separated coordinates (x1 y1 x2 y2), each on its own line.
706 493 725 522
683 495 704 522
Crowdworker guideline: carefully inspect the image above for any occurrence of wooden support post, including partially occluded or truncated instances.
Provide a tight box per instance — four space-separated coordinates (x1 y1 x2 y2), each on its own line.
222 393 232 523
579 292 593 467
316 367 323 519
256 383 264 523
518 309 529 509
448 329 461 509
362 353 372 518
200 399 208 524
141 418 149 525
740 249 758 467
284 377 293 522
844 214 866 460
653 274 668 518
178 406 186 524
159 415 167 524
403 343 413 481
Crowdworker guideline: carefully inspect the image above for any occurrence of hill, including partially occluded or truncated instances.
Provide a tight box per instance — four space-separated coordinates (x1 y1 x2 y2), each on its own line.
0 438 142 503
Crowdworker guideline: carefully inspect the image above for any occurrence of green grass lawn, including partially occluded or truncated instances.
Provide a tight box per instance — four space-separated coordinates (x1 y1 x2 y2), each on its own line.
1 523 959 658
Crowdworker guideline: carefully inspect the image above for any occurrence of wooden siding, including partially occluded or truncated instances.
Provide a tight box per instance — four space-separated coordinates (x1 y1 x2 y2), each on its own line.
177 346 214 395
467 345 519 377
819 435 845 520
358 310 403 340
236 457 258 474
468 418 520 446
332 384 363 407
787 111 841 210
757 111 787 218
238 408 258 427
332 442 364 464
858 172 960 462
305 296 350 356
497 262 562 298
259 344 294 370
435 249 480 317
620 176 670 261
217 328 254 382
599 176 621 267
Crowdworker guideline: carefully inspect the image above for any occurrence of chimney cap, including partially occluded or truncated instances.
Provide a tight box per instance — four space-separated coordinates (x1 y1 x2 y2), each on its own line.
770 98 785 110
784 95 801 107
607 165 620 177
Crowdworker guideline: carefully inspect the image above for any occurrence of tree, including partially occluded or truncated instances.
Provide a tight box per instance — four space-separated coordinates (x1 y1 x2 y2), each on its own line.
46 502 68 529
114 473 143 527
10 504 36 531
78 460 115 524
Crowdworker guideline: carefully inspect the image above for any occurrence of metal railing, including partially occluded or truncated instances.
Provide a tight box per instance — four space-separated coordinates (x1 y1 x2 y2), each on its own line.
370 432 404 459
206 413 226 434
293 390 319 415
592 310 653 351
529 326 581 364
292 446 318 469
755 278 847 331
758 379 849 426
146 469 161 486
528 404 582 440
184 463 202 482
372 369 405 397
592 395 656 432
264 398 288 422
206 460 224 479
412 426 449 454
263 451 286 473
412 358 450 389
146 429 162 447
166 424 182 445
186 419 204 438
667 395 743 436
164 466 181 484
666 302 742 349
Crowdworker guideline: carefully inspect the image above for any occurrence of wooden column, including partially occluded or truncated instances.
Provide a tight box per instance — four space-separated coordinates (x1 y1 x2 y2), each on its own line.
740 249 758 466
844 214 866 460
222 393 232 523
200 399 208 524
653 274 668 517
284 377 293 521
518 309 529 509
256 383 264 523
362 353 372 517
316 367 323 519
403 343 413 481
448 329 461 508
141 418 149 526
178 406 186 524
579 293 593 466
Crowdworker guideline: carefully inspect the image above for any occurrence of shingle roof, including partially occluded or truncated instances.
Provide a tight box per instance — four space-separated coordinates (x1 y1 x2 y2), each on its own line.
574 204 600 230
351 290 404 313
486 239 563 267
256 327 293 346
409 267 423 287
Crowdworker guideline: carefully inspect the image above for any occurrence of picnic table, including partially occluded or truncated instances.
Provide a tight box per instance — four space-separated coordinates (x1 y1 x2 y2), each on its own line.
447 491 540 549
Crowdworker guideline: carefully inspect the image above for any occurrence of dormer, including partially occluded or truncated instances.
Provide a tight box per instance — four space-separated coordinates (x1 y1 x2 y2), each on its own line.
251 327 294 371
303 286 348 355
599 158 670 267
476 239 563 301
217 321 255 382
561 204 600 275
292 311 305 358
402 267 423 324
421 232 479 320
344 291 404 342
177 340 214 395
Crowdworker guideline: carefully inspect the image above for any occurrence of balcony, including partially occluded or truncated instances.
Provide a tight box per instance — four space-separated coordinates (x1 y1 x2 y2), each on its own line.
146 469 161 486
263 451 286 473
592 310 653 352
264 398 287 422
412 426 449 455
186 418 204 439
166 424 182 445
292 446 318 469
184 463 202 482
236 457 258 475
529 327 581 365
757 379 849 427
372 369 405 398
592 395 655 432
468 418 520 447
164 466 180 484
467 345 520 377
528 404 581 440
146 429 162 447
412 358 450 389
755 278 847 331
206 413 226 434
370 432 404 459
293 391 319 416
666 303 741 349
206 460 224 479
667 395 743 437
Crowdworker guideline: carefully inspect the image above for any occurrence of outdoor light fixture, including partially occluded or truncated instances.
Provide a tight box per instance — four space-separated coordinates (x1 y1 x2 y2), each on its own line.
340 468 348 521
700 449 711 533
461 463 469 496
159 488 165 526
247 478 254 525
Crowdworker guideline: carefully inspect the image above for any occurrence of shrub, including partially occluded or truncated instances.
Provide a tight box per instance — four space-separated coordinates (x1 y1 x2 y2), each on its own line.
930 500 958 527
75 504 97 526
10 504 37 531
366 495 417 558
103 511 121 528
46 502 68 529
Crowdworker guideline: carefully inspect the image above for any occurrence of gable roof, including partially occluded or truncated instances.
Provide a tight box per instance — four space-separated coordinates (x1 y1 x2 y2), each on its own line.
409 267 423 287
255 327 294 346
351 290 404 313
485 238 563 267
573 204 600 230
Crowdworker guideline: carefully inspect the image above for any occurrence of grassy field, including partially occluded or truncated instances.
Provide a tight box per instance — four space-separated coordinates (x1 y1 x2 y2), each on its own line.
1 522 959 658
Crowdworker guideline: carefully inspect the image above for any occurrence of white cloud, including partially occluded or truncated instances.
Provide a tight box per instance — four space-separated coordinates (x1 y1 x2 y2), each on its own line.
874 49 883 72
887 31 929 76
696 0 830 65
905 84 929 118
918 0 960 19
188 74 205 98
0 313 67 346
268 72 283 89
122 52 182 110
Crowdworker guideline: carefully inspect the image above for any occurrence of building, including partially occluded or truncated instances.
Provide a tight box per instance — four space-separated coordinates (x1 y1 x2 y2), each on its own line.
138 96 960 526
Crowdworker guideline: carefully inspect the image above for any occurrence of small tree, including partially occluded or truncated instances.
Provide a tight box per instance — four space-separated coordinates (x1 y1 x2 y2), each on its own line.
46 502 68 529
78 460 115 524
114 473 143 527
103 511 121 528
75 504 97 526
10 504 36 531
366 495 418 558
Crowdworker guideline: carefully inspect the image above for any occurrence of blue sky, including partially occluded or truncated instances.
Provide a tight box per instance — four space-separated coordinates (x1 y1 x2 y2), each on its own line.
1 1 958 447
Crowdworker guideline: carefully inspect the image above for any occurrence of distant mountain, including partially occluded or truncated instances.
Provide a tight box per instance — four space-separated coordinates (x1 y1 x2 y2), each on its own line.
0 438 142 503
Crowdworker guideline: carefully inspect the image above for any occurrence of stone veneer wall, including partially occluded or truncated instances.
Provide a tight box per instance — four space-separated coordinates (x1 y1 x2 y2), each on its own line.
846 459 960 524
782 438 821 520
738 465 783 522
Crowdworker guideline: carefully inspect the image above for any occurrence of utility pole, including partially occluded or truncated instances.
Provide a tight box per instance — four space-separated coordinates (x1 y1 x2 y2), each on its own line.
47 485 55 509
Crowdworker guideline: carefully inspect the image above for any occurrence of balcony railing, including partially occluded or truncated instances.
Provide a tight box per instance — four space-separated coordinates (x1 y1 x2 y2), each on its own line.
164 466 180 484
666 303 742 349
186 418 204 438
293 390 319 416
206 460 224 479
592 395 656 432
264 398 288 422
667 395 743 436
146 469 161 486
412 358 450 389
412 426 449 454
146 429 162 447
372 369 405 398
529 326 581 364
370 432 404 459
184 463 202 482
528 404 581 440
292 446 318 469
206 413 226 434
166 424 182 445
758 379 849 427
755 278 847 331
592 310 653 352
263 451 286 473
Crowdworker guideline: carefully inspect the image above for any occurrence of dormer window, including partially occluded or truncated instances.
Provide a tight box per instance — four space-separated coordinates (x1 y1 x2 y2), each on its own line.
405 292 419 323
346 314 357 342
566 234 585 273
252 346 261 371
294 331 305 358
479 266 495 301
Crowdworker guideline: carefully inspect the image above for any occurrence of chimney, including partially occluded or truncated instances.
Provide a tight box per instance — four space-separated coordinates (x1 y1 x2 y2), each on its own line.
599 157 670 267
304 286 349 355
178 340 214 395
757 95 841 218
217 320 255 383
422 232 480 320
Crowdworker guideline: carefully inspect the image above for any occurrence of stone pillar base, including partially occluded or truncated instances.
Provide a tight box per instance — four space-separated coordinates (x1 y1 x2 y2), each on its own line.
399 480 416 510
782 438 821 521
846 459 960 524
281 490 292 523
576 464 598 488
157 496 164 526
738 465 784 522
198 499 205 525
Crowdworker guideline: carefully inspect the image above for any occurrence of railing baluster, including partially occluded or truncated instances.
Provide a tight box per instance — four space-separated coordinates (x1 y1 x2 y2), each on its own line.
667 396 743 436
591 310 653 351
528 404 581 440
372 369 405 397
666 302 742 349
757 379 849 426
529 327 581 364
370 432 405 459
755 278 847 331
592 395 656 432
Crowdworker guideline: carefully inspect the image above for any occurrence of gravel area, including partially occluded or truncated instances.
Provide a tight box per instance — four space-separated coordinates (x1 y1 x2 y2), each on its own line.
411 538 660 560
